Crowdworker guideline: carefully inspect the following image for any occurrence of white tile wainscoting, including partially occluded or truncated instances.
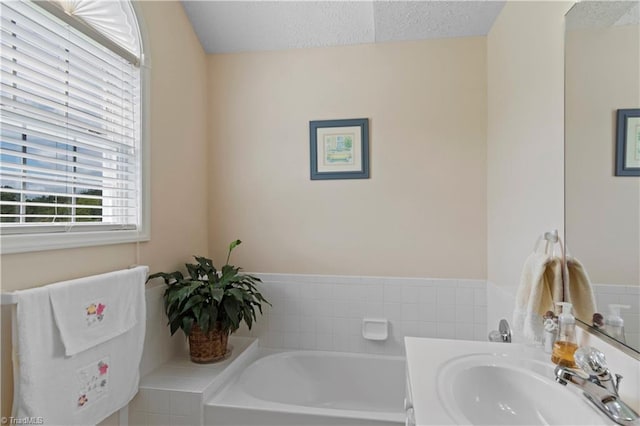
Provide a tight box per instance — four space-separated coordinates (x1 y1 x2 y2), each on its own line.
126 277 640 426
235 273 488 355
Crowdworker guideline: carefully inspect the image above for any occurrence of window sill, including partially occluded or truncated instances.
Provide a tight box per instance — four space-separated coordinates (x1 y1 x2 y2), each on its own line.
0 228 150 255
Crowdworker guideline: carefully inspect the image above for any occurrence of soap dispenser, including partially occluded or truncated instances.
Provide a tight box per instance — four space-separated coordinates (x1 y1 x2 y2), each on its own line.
551 302 578 367
605 304 630 344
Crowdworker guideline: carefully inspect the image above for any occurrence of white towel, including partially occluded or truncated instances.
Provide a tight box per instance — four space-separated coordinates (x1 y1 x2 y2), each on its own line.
565 256 597 323
49 267 144 356
513 252 563 341
12 266 147 426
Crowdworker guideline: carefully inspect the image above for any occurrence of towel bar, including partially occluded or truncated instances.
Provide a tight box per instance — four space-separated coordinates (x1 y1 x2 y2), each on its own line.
1 292 17 305
534 229 561 252
0 265 142 306
545 229 559 243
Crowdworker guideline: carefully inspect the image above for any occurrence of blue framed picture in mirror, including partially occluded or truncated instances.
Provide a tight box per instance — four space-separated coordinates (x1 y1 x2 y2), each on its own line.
615 108 640 176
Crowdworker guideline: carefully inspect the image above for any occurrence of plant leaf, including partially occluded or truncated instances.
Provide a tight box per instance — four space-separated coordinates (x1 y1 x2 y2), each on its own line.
180 295 204 315
169 318 181 335
210 287 224 303
182 316 194 336
243 306 253 329
227 288 244 302
223 298 240 330
185 263 200 280
148 271 184 285
209 305 218 326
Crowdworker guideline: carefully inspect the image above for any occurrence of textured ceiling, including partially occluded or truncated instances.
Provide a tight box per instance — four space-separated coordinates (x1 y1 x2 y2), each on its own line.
566 0 639 30
180 1 506 54
373 1 505 42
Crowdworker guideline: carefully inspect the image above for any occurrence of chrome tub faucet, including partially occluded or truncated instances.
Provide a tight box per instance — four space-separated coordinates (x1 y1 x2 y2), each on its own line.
488 319 512 343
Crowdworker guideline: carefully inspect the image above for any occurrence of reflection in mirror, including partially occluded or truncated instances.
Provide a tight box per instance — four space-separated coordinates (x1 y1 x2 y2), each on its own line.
565 0 640 352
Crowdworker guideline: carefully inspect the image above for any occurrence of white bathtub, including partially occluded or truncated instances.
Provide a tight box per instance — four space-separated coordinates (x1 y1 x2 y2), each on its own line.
205 350 406 426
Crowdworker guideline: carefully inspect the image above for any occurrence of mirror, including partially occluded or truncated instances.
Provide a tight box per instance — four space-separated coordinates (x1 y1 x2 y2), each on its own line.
565 1 640 352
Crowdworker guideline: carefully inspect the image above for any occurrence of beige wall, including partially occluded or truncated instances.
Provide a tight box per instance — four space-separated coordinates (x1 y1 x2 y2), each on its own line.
487 1 572 290
207 38 488 279
0 1 209 419
566 25 640 286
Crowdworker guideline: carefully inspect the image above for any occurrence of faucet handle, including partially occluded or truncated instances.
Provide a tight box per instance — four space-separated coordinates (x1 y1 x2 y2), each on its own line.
614 373 623 393
574 346 608 375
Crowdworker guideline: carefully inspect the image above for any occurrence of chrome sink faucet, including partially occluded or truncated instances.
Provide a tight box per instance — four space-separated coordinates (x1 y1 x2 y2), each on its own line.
554 346 639 426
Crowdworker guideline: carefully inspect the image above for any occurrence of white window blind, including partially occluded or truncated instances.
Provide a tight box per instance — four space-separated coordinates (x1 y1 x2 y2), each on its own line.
0 1 142 239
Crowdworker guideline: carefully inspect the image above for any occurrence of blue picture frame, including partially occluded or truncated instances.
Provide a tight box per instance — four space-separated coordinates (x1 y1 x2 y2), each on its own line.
615 109 640 176
309 118 369 180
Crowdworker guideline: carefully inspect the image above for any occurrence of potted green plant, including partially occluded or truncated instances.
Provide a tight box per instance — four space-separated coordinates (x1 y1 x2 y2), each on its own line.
148 240 269 363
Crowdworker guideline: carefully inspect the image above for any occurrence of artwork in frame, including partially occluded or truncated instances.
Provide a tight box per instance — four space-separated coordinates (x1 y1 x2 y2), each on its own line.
309 118 369 180
615 108 640 176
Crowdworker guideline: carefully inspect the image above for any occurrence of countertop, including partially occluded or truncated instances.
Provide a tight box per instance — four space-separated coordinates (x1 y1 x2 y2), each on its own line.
404 337 607 426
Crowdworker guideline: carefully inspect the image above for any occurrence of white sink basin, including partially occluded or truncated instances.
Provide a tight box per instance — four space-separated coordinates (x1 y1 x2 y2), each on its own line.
437 353 605 425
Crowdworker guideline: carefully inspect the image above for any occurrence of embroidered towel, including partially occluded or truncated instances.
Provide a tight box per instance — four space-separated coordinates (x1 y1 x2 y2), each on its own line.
12 266 147 426
513 252 563 341
565 256 597 323
49 266 146 356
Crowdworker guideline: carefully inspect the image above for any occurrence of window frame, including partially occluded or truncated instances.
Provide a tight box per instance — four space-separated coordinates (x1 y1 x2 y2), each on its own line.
0 0 150 254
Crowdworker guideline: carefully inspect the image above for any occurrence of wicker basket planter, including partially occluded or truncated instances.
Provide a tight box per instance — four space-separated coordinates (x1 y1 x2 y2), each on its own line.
148 241 270 366
188 323 229 363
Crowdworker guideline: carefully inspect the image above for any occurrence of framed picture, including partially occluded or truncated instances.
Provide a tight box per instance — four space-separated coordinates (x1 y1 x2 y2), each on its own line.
309 118 369 180
616 109 640 176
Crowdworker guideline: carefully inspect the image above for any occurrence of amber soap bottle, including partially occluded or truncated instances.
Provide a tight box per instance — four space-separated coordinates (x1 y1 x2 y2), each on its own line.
551 302 578 368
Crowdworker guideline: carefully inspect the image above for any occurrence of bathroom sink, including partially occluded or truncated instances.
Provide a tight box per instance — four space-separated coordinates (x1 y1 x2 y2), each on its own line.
437 353 605 425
